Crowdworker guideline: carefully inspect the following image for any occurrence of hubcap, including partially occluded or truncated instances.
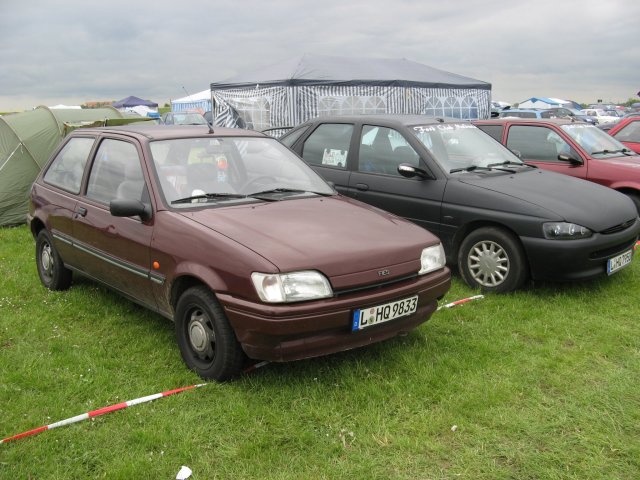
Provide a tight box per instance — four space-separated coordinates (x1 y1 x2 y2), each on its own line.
187 309 215 361
41 243 53 278
467 240 509 287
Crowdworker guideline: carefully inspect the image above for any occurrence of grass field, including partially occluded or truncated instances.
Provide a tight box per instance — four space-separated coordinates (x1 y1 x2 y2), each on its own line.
1 224 639 479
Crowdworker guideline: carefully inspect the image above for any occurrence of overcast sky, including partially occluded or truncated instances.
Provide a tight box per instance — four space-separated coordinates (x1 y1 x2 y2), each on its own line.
1 0 638 111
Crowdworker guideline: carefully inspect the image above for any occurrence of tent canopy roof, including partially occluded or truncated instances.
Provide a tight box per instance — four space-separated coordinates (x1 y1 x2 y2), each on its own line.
112 95 158 108
211 54 490 90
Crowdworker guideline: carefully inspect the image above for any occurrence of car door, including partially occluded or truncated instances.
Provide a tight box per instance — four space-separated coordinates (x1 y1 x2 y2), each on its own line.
72 136 157 309
504 124 588 179
38 136 96 263
295 122 354 191
345 124 447 238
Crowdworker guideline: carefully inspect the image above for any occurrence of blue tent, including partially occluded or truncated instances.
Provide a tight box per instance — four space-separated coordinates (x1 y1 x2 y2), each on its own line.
112 96 158 108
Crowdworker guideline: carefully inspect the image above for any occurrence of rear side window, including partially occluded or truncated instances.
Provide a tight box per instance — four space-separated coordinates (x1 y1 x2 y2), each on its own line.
476 124 504 142
279 125 309 147
43 137 95 193
301 123 353 169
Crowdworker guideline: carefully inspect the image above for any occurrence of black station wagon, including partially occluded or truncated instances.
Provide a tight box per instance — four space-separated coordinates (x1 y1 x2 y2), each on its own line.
281 115 640 293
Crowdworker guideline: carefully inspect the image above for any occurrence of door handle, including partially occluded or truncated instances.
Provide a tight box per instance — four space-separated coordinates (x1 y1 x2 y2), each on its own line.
75 207 87 218
355 183 369 191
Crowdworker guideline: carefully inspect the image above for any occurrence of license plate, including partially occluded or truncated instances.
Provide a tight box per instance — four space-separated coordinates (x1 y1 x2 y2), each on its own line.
352 296 418 331
607 249 633 275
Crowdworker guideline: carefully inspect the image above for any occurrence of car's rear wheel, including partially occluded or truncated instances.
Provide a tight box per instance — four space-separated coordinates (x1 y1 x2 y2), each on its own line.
36 230 72 291
458 227 528 293
175 286 245 381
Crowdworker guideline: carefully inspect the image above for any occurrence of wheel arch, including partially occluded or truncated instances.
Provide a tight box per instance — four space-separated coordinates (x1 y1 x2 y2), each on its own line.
450 220 531 271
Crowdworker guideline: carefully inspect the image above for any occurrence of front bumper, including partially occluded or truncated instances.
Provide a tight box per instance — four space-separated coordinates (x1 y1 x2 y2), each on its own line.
521 220 639 281
218 267 451 362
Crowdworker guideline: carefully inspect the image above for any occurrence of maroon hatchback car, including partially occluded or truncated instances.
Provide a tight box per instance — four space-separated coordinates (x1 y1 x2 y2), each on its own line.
28 125 451 380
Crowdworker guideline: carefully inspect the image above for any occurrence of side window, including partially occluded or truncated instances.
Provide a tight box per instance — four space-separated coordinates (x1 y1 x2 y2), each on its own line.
301 123 353 169
476 125 504 142
43 137 94 193
280 125 309 148
612 121 640 142
87 139 147 203
358 125 419 175
506 126 566 162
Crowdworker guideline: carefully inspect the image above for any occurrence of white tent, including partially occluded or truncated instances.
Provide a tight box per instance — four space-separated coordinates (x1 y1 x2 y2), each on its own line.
171 90 211 113
517 97 571 109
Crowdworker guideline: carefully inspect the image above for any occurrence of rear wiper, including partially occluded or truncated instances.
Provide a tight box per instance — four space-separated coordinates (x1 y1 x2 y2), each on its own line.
449 165 492 174
171 192 247 204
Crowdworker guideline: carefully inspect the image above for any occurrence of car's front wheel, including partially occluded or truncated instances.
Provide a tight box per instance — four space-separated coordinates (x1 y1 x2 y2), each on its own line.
36 230 72 291
458 227 528 293
175 286 245 381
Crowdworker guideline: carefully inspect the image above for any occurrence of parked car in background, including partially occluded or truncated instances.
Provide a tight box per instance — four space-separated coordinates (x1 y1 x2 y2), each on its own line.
607 116 640 153
474 118 640 212
281 115 639 293
499 108 551 119
28 125 451 380
581 108 619 125
161 111 208 125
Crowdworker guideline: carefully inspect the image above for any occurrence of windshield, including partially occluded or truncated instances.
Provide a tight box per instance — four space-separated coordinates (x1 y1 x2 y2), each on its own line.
172 113 208 125
411 123 524 173
561 123 636 157
149 136 334 207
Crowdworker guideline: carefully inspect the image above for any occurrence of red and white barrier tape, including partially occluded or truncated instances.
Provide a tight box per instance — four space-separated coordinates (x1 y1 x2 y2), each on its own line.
1 360 273 445
1 383 207 445
436 294 484 311
3 295 485 445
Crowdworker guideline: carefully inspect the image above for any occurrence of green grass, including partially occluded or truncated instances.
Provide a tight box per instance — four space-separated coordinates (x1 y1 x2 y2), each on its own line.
1 225 639 479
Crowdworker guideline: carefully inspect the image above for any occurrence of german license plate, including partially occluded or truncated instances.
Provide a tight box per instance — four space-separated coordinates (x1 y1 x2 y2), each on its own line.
352 296 418 331
607 249 633 275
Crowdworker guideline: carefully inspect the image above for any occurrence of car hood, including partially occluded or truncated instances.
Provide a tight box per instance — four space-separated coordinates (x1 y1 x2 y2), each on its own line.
458 169 637 231
179 196 440 277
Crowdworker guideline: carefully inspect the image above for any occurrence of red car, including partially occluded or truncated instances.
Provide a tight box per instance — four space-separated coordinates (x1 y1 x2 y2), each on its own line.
607 116 640 154
28 125 451 380
474 118 640 212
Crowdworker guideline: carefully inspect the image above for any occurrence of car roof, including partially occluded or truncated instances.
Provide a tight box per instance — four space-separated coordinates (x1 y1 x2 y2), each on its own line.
69 124 268 141
474 118 580 126
302 114 468 126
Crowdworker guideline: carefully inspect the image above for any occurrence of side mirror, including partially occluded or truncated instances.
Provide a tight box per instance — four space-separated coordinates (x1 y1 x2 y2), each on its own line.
558 154 584 166
398 163 431 179
110 198 152 221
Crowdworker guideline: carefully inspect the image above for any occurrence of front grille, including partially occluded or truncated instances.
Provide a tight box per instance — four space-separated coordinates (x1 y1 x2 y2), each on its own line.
590 238 638 260
334 273 418 297
601 218 636 235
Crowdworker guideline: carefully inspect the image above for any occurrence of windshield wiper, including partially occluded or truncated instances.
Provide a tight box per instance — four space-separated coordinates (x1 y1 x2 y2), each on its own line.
486 161 525 172
591 148 625 155
449 165 493 174
248 188 307 196
171 192 247 204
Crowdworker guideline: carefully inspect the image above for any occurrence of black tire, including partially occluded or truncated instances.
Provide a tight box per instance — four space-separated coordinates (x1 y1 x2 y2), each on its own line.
458 227 528 293
175 286 245 381
36 230 72 291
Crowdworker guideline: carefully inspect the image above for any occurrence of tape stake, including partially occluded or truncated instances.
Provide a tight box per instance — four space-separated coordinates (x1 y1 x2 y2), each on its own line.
437 294 484 311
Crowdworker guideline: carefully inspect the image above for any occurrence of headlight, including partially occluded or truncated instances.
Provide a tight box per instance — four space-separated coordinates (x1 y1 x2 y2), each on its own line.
543 222 592 240
251 271 333 303
419 244 446 275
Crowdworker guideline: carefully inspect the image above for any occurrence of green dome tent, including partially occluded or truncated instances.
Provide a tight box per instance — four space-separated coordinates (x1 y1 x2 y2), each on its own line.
0 106 144 226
